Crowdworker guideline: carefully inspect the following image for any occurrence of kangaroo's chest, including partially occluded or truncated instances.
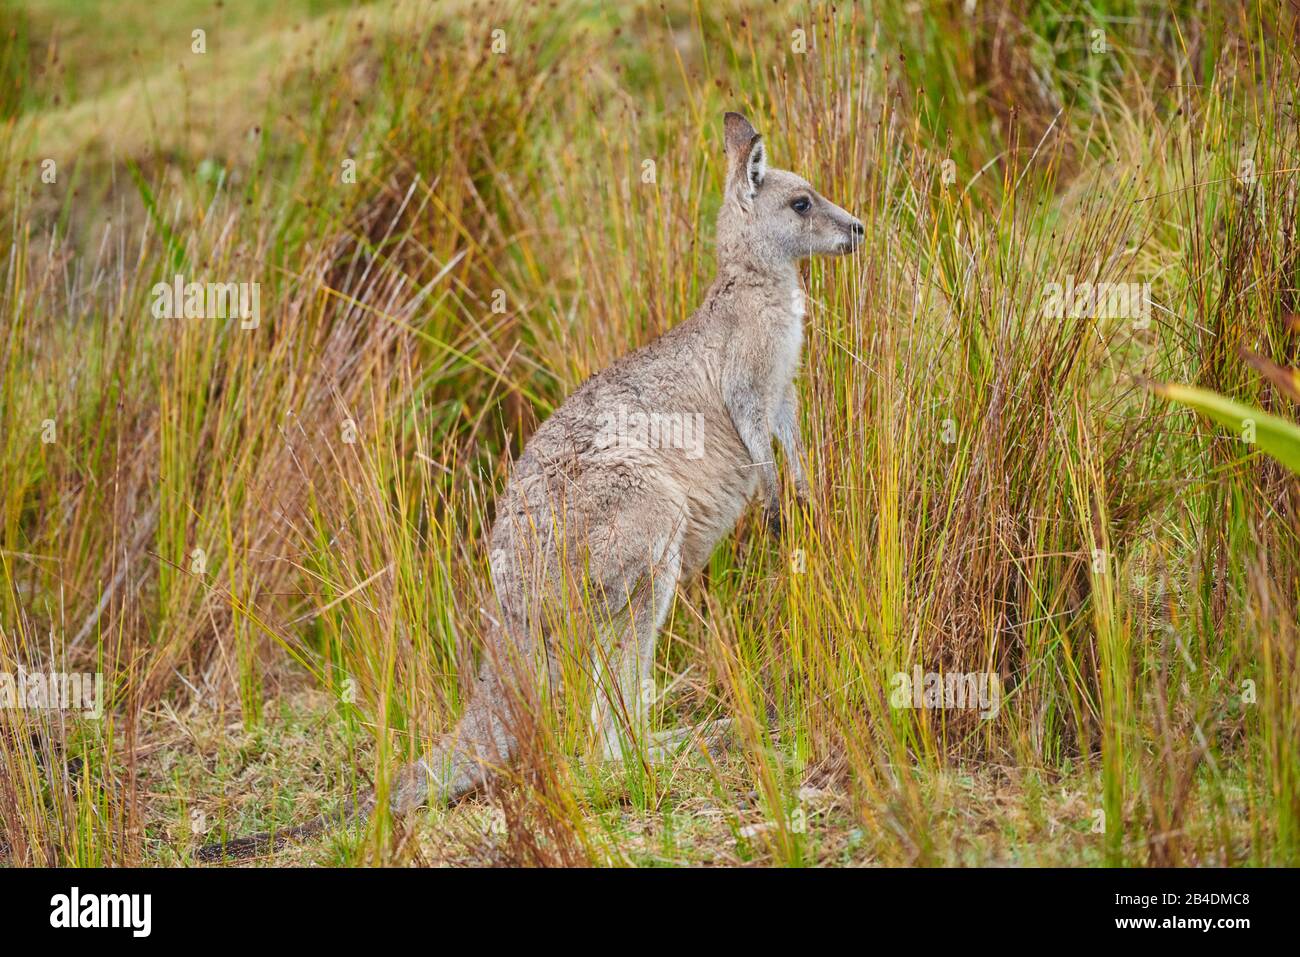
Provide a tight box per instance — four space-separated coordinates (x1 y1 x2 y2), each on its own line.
745 282 805 413
770 283 805 393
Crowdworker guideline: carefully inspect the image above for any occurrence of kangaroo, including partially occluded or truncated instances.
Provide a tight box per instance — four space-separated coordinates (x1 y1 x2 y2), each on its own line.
196 112 862 861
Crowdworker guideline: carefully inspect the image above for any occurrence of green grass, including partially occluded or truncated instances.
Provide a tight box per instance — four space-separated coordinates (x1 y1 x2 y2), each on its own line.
0 0 1297 867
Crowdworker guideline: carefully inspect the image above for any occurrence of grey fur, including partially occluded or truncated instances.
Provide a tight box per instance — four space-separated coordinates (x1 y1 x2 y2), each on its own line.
197 112 861 861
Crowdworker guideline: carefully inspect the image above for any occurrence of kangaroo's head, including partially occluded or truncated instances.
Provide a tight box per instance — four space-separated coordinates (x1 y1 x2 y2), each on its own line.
716 111 863 268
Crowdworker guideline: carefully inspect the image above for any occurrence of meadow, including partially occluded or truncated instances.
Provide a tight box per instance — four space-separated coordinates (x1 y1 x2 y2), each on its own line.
0 0 1297 866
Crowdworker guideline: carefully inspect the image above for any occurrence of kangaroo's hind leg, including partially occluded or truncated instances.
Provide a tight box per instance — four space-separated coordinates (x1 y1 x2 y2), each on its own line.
390 490 688 811
588 513 687 763
587 509 739 764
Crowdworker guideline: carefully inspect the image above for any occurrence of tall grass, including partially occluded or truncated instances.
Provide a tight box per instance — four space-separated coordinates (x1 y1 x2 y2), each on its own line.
1 0 1297 866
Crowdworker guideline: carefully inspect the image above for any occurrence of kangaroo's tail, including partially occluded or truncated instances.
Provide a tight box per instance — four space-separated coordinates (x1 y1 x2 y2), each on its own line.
193 789 376 862
194 669 516 863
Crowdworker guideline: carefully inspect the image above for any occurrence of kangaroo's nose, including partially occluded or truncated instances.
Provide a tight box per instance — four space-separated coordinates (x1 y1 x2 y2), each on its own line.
850 220 865 237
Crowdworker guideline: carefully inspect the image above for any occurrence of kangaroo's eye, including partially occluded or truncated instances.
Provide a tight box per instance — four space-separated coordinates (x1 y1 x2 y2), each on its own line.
790 197 812 214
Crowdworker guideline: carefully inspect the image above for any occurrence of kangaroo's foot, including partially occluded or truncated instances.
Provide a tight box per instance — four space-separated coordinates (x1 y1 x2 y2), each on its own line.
390 761 433 817
597 716 737 766
650 717 736 759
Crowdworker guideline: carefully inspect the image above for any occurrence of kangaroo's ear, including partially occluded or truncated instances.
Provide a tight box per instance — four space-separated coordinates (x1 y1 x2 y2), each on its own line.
724 112 765 207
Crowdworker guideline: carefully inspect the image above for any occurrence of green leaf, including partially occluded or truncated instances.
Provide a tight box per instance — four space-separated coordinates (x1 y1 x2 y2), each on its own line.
1150 382 1300 474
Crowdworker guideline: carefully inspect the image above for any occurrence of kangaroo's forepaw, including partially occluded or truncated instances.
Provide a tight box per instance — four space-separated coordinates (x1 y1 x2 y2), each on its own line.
763 504 784 537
